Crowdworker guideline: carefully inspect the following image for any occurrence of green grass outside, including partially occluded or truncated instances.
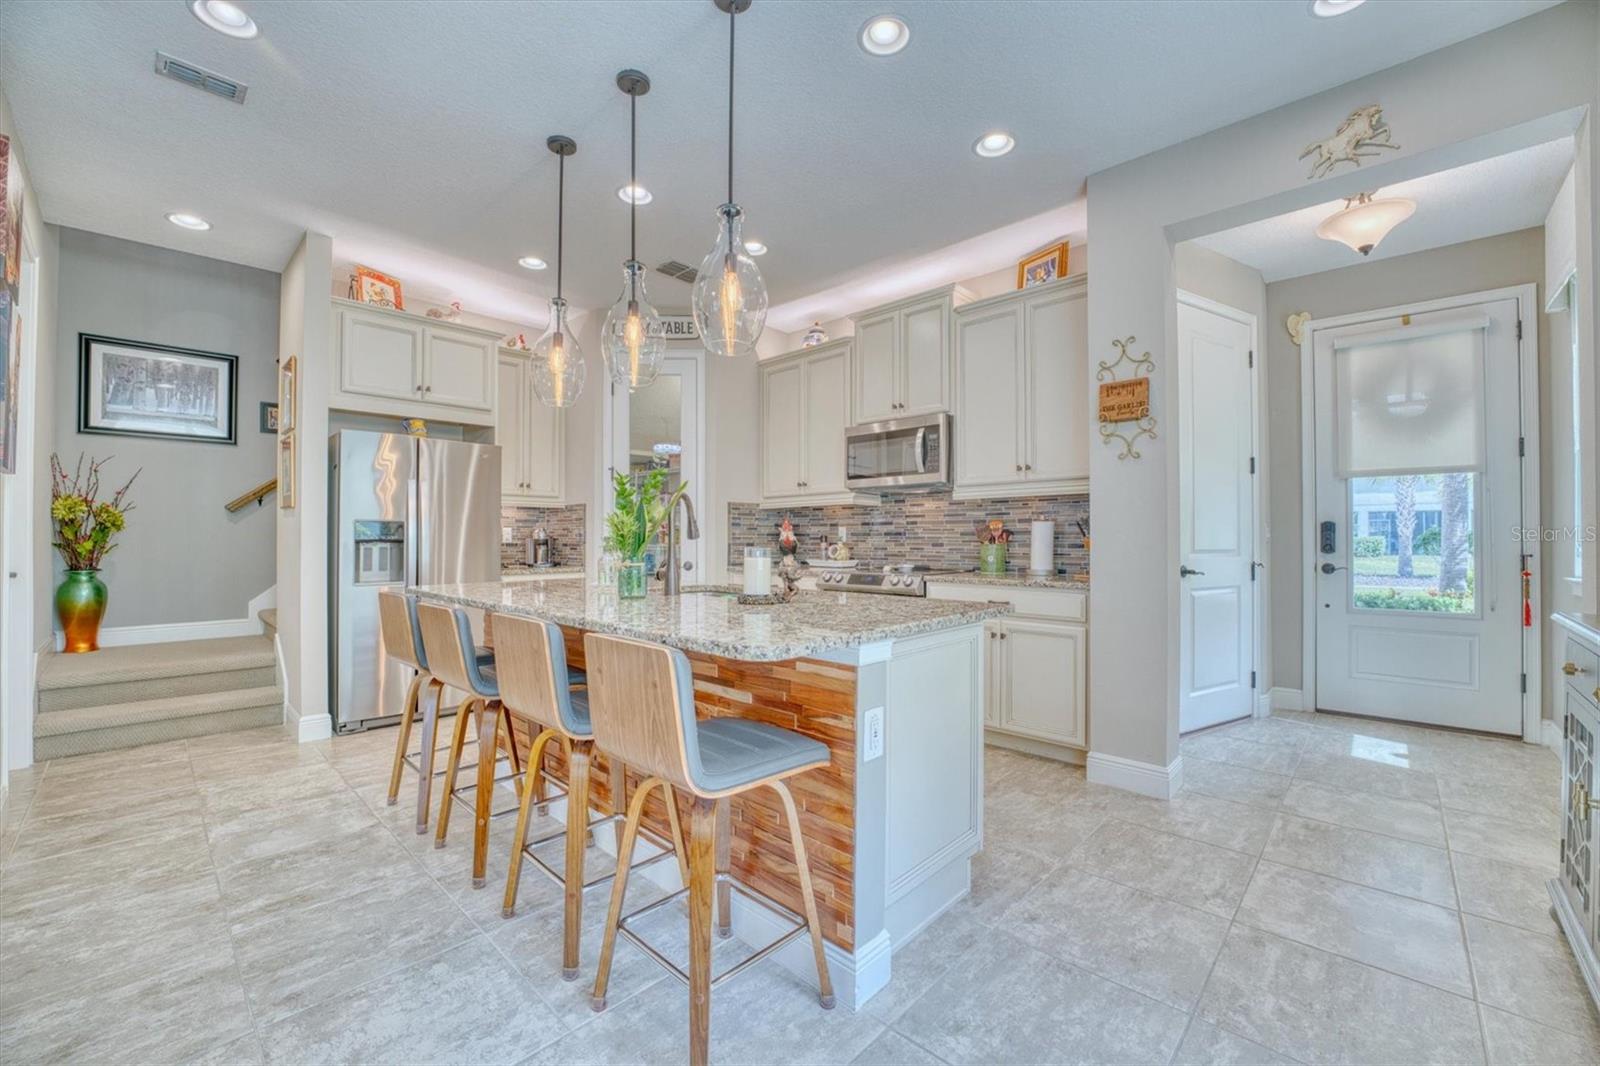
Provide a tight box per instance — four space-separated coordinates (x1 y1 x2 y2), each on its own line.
1352 554 1441 578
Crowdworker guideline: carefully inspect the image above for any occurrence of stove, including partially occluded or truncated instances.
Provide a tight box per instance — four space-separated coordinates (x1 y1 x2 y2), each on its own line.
809 564 972 597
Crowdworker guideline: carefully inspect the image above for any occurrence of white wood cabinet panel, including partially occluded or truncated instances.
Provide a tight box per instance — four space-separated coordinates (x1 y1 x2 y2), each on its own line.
900 297 949 416
998 619 1087 748
926 582 1086 622
801 344 852 497
761 360 804 498
853 312 899 425
497 355 528 496
523 383 563 500
954 304 1024 486
1024 285 1089 485
340 310 423 402
424 329 495 411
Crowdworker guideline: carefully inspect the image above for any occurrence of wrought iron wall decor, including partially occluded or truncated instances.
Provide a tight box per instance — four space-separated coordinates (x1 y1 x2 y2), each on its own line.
1097 336 1157 461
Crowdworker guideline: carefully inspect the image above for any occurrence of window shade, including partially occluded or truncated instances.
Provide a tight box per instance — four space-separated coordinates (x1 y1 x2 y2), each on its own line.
1334 320 1487 478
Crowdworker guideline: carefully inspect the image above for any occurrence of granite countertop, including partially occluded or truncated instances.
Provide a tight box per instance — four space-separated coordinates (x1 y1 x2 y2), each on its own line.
411 580 1010 662
925 571 1090 591
501 565 585 578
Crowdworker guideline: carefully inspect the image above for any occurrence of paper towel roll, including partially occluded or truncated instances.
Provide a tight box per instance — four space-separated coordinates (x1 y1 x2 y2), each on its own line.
1029 521 1055 576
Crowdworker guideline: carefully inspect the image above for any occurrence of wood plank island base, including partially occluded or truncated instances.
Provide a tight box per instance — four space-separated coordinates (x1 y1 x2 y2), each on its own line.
411 580 1010 1008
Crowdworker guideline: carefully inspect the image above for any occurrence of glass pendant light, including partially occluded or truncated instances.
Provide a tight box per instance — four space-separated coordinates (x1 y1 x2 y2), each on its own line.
531 135 587 408
602 70 666 391
1315 190 1416 256
692 0 767 358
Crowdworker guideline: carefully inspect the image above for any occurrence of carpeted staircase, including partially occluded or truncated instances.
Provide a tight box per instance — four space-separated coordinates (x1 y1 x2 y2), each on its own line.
35 634 283 760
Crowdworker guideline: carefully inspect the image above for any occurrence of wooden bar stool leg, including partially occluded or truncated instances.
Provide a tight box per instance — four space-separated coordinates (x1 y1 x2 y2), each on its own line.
609 757 627 851
502 727 558 919
687 796 717 1066
771 779 835 1009
434 695 477 848
471 698 502 887
592 776 658 1011
663 785 691 888
413 679 443 834
714 796 732 938
385 673 422 805
561 739 593 979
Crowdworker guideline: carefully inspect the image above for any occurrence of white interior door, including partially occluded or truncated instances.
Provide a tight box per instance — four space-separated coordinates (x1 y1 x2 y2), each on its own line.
606 348 704 581
1178 297 1257 732
1311 296 1523 733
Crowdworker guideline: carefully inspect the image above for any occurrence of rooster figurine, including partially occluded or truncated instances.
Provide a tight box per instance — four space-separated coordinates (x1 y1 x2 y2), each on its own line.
776 517 798 556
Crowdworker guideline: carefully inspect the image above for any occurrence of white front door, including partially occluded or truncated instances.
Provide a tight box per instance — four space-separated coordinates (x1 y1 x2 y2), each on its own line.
1310 295 1524 734
1178 297 1257 732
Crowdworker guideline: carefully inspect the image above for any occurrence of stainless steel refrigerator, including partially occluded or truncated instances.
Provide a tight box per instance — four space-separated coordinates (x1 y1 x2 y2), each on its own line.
329 431 500 732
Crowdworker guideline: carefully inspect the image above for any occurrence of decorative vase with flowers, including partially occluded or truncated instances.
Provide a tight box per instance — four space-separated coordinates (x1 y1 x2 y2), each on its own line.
604 468 688 600
49 454 139 653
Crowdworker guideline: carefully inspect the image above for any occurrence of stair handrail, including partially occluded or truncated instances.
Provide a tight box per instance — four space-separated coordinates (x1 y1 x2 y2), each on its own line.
225 478 278 513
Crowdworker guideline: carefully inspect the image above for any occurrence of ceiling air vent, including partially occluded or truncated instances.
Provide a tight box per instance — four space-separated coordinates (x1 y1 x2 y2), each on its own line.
154 51 249 104
656 260 698 285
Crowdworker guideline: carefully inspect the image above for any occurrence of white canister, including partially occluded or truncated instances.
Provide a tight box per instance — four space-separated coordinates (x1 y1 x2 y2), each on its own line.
744 548 774 596
1029 521 1056 576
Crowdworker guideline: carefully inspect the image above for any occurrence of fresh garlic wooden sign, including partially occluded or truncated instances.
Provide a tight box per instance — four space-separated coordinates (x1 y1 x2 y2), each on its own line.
1097 378 1149 423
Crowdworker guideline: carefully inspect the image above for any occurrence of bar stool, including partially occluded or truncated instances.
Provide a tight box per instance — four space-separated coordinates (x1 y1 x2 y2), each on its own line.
380 592 496 834
416 601 523 888
584 632 834 1066
492 613 688 979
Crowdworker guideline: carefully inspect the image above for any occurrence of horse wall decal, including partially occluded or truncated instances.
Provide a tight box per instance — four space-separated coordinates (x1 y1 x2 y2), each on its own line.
1299 104 1400 180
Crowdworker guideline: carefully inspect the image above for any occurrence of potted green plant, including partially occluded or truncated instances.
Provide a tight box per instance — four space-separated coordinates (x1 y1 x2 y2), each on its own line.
603 469 688 599
49 454 139 653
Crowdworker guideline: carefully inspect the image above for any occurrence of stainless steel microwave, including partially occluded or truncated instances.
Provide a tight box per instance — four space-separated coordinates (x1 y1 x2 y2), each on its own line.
844 412 950 491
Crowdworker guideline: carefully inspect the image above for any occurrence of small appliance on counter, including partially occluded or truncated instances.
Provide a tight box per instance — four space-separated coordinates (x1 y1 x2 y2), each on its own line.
524 526 554 568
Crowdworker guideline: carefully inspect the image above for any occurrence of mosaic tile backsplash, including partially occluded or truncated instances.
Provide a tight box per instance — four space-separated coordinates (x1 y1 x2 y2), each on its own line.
501 504 586 568
729 492 1090 576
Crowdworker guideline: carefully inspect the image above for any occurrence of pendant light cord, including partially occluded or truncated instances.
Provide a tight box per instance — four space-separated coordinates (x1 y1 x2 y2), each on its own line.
630 92 638 261
726 3 735 205
556 150 565 302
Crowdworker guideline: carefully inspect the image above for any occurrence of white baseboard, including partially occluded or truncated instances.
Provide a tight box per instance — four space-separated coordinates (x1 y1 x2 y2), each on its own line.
294 707 332 742
54 616 263 651
1269 687 1304 712
1255 693 1273 718
1542 718 1561 753
1086 751 1183 799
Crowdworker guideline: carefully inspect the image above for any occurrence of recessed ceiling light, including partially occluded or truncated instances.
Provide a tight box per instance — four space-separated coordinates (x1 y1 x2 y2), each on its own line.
1310 0 1366 17
973 131 1015 158
166 212 211 231
743 240 767 256
190 0 259 39
517 256 548 270
859 15 910 56
617 183 653 205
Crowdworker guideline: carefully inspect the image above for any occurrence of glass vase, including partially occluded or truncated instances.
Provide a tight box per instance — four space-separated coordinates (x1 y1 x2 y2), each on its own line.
599 549 621 588
56 569 107 654
617 560 648 600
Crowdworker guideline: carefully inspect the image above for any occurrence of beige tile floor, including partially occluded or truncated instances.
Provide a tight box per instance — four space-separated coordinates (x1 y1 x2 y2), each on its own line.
0 710 1594 1065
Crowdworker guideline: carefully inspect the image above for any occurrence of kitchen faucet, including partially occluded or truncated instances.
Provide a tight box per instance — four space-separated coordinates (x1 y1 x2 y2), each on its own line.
660 489 700 595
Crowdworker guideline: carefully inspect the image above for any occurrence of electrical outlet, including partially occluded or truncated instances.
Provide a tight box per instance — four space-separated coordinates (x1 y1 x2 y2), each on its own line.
863 706 884 762
502 526 514 544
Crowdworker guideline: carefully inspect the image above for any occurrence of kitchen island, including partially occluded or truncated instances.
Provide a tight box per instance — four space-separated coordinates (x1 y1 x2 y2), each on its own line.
411 579 1009 1008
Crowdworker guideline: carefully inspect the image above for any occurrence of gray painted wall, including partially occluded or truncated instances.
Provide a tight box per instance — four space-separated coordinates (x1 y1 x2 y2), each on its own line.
1262 226 1546 692
53 228 279 628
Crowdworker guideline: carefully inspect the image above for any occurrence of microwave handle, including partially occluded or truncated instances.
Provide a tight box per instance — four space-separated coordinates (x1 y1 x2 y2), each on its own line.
915 427 928 474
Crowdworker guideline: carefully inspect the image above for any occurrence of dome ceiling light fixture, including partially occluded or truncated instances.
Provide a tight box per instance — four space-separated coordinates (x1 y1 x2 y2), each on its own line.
1314 191 1415 256
691 0 768 359
602 69 667 392
529 135 586 409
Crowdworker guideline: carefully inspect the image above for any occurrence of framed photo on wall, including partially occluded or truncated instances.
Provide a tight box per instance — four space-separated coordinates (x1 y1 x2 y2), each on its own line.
277 354 296 433
259 402 278 433
78 334 238 444
1016 242 1070 289
350 265 404 310
278 432 296 510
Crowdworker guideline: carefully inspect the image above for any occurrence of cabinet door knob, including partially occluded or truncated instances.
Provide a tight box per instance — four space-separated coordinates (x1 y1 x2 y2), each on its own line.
424 385 432 393
1000 632 1007 640
1564 661 1583 676
1024 463 1032 472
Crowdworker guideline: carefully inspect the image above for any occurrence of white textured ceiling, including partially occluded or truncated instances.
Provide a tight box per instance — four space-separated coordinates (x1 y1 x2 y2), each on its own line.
0 0 1558 328
1195 138 1574 282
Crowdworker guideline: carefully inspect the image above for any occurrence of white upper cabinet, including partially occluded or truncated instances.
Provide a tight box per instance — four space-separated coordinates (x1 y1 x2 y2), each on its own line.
850 286 968 424
952 276 1088 499
497 349 564 505
331 298 500 425
759 339 877 507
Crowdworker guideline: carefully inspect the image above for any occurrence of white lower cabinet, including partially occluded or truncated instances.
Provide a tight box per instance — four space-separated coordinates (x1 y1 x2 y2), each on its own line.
930 582 1088 756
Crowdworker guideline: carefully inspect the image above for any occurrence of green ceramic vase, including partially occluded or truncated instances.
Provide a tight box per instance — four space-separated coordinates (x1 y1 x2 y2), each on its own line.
979 544 1008 575
56 569 107 654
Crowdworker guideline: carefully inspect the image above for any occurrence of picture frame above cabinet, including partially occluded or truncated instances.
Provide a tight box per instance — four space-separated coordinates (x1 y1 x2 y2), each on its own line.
850 284 973 425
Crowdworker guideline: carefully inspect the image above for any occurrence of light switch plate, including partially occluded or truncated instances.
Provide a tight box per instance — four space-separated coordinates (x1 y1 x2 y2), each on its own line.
863 706 884 761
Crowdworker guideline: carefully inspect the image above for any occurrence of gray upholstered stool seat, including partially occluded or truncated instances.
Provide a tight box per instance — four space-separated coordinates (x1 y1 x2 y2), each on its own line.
690 719 828 794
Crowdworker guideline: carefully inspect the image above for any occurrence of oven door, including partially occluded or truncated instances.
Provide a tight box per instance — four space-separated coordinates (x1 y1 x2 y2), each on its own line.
845 412 950 490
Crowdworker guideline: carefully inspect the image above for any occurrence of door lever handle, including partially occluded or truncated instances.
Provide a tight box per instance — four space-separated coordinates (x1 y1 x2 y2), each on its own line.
1320 562 1347 574
1179 566 1205 578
